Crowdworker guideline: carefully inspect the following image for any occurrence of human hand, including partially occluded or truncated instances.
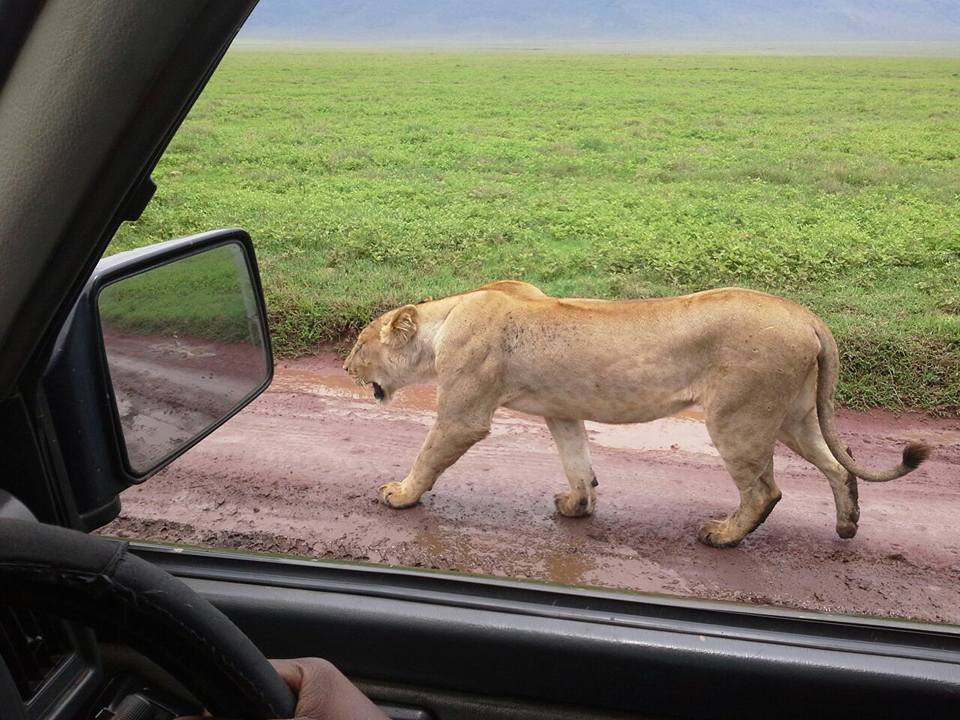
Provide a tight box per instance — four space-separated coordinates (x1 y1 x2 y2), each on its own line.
177 656 388 720
268 657 388 720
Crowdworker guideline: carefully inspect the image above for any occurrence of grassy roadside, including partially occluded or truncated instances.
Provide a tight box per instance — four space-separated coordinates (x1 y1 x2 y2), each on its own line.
108 51 960 414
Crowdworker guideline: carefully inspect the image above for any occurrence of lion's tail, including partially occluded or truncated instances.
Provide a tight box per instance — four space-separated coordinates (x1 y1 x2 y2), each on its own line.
813 325 931 482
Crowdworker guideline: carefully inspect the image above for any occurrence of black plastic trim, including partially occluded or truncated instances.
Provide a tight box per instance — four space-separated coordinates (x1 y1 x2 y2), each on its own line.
0 394 76 527
131 544 960 718
130 543 960 656
24 623 100 720
0 659 26 720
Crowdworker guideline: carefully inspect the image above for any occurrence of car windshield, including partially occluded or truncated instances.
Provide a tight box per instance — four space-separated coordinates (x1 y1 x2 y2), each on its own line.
100 1 959 626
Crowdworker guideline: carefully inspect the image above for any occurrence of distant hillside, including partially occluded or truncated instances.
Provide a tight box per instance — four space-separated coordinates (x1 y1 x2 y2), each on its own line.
239 0 960 43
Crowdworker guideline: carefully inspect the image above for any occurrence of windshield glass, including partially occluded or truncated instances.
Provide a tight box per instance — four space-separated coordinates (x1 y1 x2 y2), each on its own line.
102 1 960 626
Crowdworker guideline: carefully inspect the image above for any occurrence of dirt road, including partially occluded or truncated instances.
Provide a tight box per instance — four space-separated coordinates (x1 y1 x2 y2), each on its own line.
103 354 960 624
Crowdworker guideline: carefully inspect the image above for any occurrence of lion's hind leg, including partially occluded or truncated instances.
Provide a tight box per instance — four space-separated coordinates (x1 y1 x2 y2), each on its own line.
545 417 597 517
698 453 781 548
779 410 859 539
699 402 784 548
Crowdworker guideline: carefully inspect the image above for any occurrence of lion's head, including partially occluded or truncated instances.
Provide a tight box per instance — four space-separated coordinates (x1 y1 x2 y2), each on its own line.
343 304 426 404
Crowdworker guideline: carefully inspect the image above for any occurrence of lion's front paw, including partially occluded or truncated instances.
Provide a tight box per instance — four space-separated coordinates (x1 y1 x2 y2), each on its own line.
554 491 592 518
378 481 421 509
697 517 745 548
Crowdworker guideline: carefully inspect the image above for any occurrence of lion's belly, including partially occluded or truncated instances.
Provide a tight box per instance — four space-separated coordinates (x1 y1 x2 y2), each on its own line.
501 386 695 424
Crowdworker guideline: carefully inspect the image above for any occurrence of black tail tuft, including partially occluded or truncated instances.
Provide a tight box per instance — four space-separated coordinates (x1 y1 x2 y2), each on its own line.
902 442 932 470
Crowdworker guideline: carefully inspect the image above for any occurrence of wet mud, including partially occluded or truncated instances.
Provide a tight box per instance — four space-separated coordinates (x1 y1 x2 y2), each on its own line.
102 354 960 625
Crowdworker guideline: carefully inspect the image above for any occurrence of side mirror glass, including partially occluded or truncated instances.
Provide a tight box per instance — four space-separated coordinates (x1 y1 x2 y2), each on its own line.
98 241 269 475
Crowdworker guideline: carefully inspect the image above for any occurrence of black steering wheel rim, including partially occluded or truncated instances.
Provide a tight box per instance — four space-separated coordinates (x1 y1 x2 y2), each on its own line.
0 519 296 719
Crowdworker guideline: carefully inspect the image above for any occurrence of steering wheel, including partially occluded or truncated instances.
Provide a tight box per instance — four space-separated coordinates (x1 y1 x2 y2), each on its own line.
0 519 296 719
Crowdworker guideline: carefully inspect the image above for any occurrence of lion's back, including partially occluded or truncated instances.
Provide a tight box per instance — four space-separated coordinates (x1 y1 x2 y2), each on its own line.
473 280 548 300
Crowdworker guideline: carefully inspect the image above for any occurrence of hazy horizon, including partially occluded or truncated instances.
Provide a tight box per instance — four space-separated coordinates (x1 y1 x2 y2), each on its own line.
238 0 960 54
232 38 960 57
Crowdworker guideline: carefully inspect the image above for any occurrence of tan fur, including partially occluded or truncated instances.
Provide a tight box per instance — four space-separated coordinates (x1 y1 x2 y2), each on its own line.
344 281 930 547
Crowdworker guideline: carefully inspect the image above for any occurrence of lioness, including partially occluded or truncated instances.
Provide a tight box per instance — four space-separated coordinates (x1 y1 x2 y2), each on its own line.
344 281 929 547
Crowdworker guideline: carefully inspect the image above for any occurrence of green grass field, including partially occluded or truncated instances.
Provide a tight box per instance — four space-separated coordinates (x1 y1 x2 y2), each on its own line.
109 50 960 413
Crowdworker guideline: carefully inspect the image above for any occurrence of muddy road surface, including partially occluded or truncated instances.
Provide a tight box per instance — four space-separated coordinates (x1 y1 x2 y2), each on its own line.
103 354 960 624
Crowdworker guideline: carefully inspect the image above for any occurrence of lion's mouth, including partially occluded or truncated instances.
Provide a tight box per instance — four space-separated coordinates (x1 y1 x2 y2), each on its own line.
372 382 385 401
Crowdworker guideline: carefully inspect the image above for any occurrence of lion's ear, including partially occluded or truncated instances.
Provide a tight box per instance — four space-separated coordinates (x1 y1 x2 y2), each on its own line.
380 304 418 346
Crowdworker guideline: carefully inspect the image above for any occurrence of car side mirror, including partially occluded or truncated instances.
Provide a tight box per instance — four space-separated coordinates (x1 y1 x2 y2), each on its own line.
98 241 269 475
42 229 273 531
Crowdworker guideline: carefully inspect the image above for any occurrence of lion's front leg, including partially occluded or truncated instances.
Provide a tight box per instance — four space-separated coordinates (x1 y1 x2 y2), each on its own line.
545 417 597 518
379 420 491 509
379 344 501 509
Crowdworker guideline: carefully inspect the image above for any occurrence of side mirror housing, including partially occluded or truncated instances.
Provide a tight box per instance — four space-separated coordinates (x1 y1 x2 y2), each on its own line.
42 229 272 531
